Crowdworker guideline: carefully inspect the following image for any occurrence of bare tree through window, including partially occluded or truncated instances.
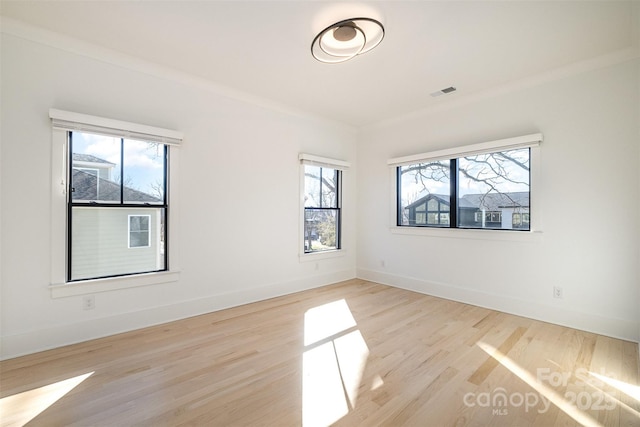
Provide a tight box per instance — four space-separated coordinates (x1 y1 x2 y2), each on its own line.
398 148 530 230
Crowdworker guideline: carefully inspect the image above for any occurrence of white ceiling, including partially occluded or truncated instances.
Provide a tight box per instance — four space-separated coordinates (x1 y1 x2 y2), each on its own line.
1 1 638 127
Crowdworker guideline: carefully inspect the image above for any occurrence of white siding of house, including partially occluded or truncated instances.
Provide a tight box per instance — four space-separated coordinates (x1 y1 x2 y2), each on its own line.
71 207 160 280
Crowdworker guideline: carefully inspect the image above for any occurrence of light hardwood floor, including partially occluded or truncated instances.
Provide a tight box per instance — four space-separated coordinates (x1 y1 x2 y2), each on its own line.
1 279 639 426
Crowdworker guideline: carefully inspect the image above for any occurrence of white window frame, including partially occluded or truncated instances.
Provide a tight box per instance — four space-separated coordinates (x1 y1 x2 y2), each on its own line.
388 133 543 242
49 109 182 298
299 154 350 260
76 167 99 176
128 214 151 248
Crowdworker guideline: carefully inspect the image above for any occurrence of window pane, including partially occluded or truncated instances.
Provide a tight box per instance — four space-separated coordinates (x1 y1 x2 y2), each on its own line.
304 165 322 207
321 168 338 208
304 209 338 252
123 139 165 204
398 161 450 226
304 165 338 209
71 133 165 205
513 213 521 227
70 207 165 281
71 132 121 203
129 215 149 232
130 231 150 248
458 148 530 230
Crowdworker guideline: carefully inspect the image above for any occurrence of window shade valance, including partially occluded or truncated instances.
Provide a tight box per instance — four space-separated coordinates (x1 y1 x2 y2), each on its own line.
387 133 542 167
49 109 183 146
299 153 350 170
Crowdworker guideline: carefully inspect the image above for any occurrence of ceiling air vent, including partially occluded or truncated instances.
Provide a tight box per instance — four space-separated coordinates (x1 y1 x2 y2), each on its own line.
430 86 457 97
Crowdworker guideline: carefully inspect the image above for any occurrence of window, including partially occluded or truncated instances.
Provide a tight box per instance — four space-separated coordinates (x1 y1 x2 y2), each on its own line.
50 109 182 285
129 215 151 248
512 212 530 228
69 131 167 280
304 165 341 252
392 134 541 232
300 154 349 254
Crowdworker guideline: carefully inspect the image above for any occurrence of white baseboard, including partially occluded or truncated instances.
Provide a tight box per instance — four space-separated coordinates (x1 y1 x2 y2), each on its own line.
357 268 639 343
3 268 635 360
0 269 355 360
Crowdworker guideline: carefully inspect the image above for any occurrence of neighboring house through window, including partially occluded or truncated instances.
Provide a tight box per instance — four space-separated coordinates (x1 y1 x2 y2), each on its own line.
406 194 450 226
391 134 541 231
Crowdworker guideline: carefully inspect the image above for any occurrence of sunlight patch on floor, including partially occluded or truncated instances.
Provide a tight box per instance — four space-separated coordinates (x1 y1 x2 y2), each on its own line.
371 374 384 391
333 330 369 407
591 372 640 403
302 342 350 427
589 372 640 419
302 299 370 427
0 372 93 427
477 341 600 427
303 299 357 346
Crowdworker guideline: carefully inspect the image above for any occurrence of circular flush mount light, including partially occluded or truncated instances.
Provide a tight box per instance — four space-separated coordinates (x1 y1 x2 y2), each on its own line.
311 17 385 63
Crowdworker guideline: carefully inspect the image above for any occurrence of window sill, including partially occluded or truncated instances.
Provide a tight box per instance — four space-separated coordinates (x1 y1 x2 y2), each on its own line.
49 270 180 298
389 226 543 242
299 249 346 262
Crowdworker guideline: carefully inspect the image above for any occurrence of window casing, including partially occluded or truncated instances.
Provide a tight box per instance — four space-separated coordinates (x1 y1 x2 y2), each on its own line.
49 109 182 290
391 134 541 232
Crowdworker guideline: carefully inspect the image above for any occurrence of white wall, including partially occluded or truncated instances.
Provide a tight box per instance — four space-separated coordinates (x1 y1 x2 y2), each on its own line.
0 30 357 359
357 59 640 342
1 22 638 360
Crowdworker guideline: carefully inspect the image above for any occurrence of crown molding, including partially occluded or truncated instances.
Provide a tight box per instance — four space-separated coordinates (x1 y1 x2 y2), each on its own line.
364 46 640 130
0 16 356 133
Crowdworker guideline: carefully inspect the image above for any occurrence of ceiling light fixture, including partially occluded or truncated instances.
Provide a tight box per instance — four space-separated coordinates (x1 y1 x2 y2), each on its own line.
311 17 385 63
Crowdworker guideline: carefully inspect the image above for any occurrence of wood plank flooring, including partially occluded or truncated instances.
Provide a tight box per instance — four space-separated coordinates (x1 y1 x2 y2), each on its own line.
1 279 639 426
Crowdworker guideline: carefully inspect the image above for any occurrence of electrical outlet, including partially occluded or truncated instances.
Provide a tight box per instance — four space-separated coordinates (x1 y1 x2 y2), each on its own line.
380 259 386 268
83 295 95 310
315 262 319 271
553 286 563 299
